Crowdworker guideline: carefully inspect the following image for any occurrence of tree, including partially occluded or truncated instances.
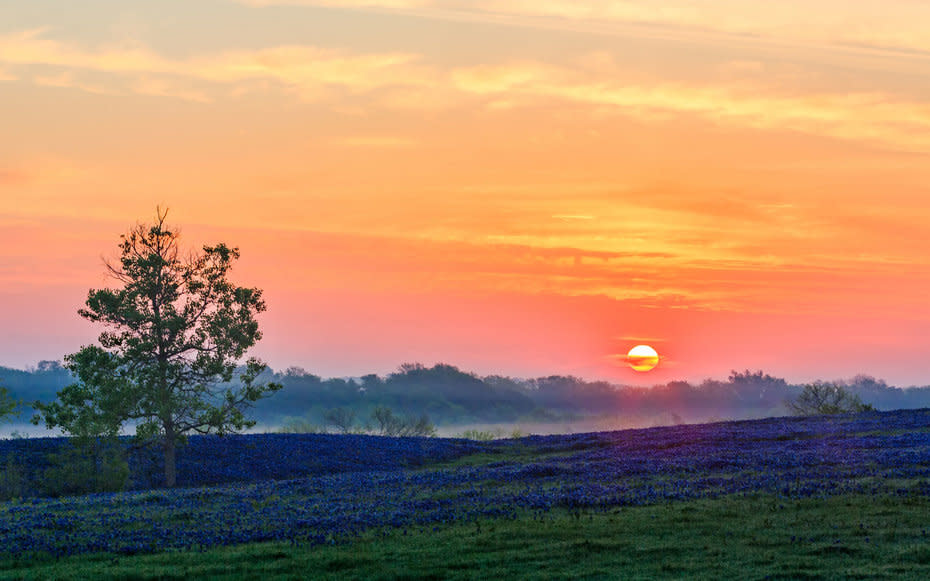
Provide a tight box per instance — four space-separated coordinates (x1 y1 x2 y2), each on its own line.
323 407 357 433
0 384 24 500
0 385 20 424
368 405 435 437
34 209 282 487
31 347 132 494
787 381 874 416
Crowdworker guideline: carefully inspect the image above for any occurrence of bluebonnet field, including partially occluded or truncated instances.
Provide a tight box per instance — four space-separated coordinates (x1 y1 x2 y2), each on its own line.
1 409 929 559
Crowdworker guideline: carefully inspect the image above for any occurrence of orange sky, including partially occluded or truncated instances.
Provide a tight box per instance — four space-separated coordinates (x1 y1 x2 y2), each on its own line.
2 1 929 385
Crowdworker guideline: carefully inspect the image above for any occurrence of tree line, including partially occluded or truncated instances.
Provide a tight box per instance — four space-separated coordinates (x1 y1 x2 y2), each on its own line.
9 362 927 433
251 367 915 427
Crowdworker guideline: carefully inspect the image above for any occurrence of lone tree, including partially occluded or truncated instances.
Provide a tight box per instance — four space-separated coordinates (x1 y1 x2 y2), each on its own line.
35 209 281 487
787 381 873 416
323 407 357 434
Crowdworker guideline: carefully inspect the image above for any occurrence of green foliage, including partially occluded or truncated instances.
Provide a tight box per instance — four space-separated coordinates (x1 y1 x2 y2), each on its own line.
34 209 282 486
0 385 20 424
33 348 131 439
455 427 526 440
788 381 875 415
456 429 499 441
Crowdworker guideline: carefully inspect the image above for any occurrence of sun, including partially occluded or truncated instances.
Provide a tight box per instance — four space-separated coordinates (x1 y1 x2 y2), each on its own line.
627 344 659 372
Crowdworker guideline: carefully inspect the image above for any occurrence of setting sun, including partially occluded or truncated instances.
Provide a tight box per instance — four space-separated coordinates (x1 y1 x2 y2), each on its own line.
627 345 660 372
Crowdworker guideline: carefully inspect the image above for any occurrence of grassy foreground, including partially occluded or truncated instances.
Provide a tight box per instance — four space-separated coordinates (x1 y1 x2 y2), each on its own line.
4 493 930 580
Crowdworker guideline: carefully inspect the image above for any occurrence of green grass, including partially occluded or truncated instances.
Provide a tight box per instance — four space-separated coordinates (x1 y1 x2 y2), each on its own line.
424 446 571 470
5 493 930 580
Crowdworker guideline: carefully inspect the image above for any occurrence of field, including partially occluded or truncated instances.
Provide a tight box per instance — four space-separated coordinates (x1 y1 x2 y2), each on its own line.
2 410 930 579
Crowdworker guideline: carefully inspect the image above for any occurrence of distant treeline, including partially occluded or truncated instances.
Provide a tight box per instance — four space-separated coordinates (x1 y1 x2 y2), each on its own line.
0 361 72 412
5 361 929 429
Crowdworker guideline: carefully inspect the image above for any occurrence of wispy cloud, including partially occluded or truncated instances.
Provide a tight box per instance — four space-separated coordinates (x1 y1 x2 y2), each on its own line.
188 46 427 92
450 61 551 94
448 61 930 153
4 29 930 152
241 0 430 6
33 70 122 96
132 77 211 103
552 215 595 221
231 0 930 57
0 29 170 74
0 29 428 101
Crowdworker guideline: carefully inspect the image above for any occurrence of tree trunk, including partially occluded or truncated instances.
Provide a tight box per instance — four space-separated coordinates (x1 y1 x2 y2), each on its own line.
164 436 177 487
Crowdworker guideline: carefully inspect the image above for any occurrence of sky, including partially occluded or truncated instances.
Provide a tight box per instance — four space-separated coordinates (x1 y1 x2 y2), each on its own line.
1 1 929 386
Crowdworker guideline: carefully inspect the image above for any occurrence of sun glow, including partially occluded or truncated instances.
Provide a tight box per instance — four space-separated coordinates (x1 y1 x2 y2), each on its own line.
627 344 659 372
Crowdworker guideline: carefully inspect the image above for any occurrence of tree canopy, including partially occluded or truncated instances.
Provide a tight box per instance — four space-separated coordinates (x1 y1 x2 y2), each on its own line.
35 209 281 487
0 385 19 425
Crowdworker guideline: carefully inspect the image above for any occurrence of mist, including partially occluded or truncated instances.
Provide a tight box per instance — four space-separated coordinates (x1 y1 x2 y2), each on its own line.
5 362 929 439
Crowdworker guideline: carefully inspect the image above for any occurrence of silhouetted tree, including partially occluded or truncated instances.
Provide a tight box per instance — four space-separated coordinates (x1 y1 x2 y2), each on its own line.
369 405 435 437
323 407 357 433
34 209 281 487
787 382 874 415
370 405 397 435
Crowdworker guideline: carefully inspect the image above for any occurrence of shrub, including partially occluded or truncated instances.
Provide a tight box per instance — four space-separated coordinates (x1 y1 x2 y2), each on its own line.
457 429 500 441
369 406 436 437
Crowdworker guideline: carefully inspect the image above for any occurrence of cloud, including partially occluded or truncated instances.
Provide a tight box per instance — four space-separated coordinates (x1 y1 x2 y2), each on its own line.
33 70 122 96
616 336 667 344
241 0 430 6
450 62 552 94
552 215 595 221
187 46 426 92
230 0 930 57
615 352 661 367
4 29 930 152
132 77 211 103
0 29 171 74
0 29 428 102
447 61 930 153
